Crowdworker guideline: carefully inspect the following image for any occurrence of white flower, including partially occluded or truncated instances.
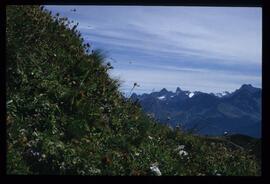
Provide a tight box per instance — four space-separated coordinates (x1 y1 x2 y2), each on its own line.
89 167 101 174
135 152 140 156
32 131 38 137
148 136 153 140
60 162 66 170
150 164 162 176
179 150 188 157
198 173 206 176
175 145 188 158
19 129 26 133
213 170 222 176
60 132 64 136
41 154 46 159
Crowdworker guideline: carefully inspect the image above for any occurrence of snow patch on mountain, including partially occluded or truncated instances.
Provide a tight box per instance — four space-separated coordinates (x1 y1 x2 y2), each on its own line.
188 92 194 98
157 96 166 100
215 91 230 97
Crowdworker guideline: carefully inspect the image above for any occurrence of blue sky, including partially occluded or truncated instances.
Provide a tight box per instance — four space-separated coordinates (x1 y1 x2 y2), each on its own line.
45 6 262 95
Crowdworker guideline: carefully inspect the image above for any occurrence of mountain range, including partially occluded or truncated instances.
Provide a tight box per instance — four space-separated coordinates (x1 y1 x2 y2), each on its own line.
130 84 261 138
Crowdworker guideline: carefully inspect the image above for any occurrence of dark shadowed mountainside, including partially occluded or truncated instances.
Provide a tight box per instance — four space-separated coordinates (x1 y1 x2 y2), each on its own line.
131 84 261 138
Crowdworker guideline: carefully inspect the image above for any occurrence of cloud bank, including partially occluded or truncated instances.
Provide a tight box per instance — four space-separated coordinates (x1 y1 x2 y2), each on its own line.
45 6 262 94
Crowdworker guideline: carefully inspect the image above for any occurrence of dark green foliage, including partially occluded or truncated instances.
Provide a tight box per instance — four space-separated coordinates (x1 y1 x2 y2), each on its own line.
6 5 260 175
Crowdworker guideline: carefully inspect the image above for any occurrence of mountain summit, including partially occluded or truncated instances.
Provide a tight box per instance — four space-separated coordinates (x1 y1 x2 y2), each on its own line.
131 85 261 138
237 84 260 94
176 87 182 93
160 88 169 94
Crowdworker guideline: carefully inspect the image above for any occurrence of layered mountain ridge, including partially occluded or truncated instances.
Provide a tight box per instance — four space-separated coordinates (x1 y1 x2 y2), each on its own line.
131 84 261 138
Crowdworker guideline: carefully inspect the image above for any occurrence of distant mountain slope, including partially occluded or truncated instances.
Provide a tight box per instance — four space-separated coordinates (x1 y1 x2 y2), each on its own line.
131 84 261 138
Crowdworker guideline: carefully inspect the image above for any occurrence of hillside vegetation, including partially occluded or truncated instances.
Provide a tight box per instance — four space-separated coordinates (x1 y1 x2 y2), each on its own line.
6 5 260 175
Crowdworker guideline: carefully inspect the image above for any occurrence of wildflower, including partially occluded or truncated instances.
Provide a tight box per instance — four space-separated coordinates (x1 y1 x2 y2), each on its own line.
213 169 222 176
41 154 46 159
32 131 38 137
150 163 162 176
133 82 140 87
60 162 66 170
60 132 64 136
179 150 188 157
175 145 188 158
135 152 140 156
89 167 101 174
148 136 153 140
19 129 26 133
198 173 206 176
31 150 40 157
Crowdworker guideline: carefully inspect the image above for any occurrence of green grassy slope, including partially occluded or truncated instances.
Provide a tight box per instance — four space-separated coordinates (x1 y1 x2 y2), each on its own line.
6 5 260 175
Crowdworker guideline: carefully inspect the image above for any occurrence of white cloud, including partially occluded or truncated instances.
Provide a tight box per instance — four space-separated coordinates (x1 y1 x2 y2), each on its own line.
46 6 262 94
49 6 261 65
